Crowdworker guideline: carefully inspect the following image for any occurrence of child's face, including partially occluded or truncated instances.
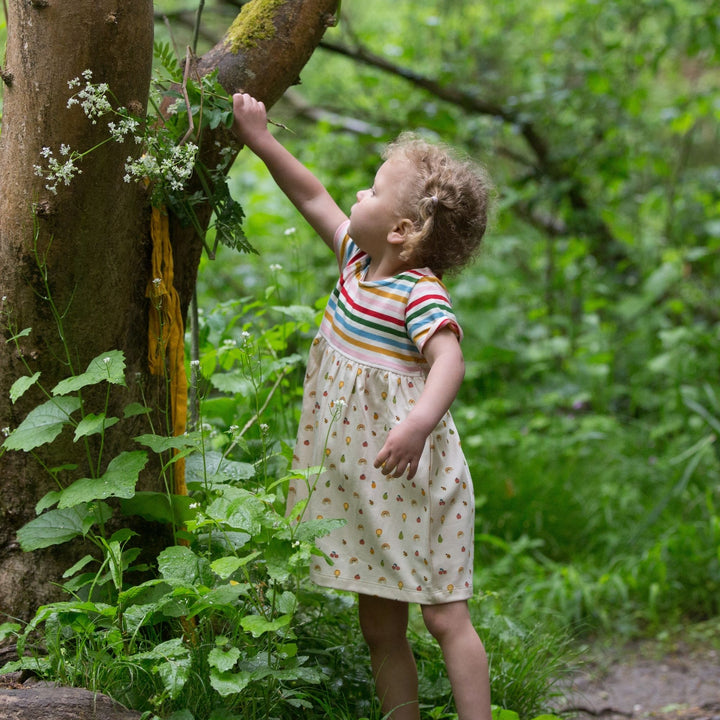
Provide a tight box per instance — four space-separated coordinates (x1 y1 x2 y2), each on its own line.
348 157 411 255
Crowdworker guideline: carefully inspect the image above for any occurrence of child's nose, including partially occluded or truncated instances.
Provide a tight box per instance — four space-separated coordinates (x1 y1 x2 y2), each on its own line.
357 189 368 201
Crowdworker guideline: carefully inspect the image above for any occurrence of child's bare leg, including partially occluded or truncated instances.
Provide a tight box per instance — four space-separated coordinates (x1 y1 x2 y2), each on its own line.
422 600 491 720
358 593 420 720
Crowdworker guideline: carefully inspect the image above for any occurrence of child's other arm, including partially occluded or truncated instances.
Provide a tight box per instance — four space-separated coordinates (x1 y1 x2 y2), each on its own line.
374 328 465 480
232 93 347 249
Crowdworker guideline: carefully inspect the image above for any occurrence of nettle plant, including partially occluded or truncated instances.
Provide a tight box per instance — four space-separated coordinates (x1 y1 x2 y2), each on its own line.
0 255 343 719
0 47 346 720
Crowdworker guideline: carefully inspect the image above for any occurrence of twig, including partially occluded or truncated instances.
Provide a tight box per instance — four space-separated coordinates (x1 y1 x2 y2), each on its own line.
178 47 196 146
238 366 293 438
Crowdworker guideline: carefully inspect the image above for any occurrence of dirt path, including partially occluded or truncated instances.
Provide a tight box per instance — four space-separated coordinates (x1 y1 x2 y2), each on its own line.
558 633 720 720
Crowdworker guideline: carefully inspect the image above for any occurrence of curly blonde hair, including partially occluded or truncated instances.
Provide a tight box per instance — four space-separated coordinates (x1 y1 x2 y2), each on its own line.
384 133 493 276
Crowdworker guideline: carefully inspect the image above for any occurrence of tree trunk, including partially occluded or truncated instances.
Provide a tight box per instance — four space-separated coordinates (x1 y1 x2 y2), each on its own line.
0 0 338 622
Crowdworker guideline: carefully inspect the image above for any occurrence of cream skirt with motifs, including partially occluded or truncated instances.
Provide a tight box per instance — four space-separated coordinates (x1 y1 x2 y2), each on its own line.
288 335 475 605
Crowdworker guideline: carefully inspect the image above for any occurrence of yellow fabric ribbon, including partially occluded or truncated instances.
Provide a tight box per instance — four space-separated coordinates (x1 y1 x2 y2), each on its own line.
146 205 188 496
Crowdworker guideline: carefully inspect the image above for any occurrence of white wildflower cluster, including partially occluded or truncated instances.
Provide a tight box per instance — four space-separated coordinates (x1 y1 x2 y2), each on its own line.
33 145 82 194
67 70 112 124
123 142 198 192
269 264 283 272
108 117 142 144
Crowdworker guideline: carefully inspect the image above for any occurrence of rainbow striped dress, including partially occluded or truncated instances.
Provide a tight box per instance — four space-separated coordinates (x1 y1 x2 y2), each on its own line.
290 222 474 604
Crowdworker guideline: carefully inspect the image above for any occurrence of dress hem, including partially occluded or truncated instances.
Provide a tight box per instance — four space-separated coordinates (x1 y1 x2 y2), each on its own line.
310 570 473 605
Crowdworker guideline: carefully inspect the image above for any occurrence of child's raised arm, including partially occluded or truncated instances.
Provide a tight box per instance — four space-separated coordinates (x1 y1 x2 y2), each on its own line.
232 93 347 248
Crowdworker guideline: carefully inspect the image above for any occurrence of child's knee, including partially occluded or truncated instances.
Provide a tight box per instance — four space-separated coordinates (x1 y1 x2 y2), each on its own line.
421 600 470 641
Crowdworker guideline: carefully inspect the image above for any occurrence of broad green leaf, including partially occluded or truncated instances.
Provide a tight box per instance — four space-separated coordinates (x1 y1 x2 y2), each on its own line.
9 372 41 403
207 646 240 673
2 396 80 451
35 490 61 514
123 402 152 418
52 349 126 395
131 638 191 698
210 668 252 696
188 583 249 615
210 552 260 579
240 613 291 638
74 412 119 441
0 622 21 643
158 545 210 587
57 451 148 509
17 503 103 550
492 708 520 720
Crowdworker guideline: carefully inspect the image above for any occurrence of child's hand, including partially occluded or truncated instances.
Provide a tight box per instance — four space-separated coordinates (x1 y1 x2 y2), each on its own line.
232 92 270 149
374 419 427 480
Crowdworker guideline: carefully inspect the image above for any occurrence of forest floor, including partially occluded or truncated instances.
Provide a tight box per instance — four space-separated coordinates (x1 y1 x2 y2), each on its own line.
557 622 720 720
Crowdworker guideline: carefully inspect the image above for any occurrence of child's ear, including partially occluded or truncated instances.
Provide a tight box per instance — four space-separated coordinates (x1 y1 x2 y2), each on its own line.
387 218 414 245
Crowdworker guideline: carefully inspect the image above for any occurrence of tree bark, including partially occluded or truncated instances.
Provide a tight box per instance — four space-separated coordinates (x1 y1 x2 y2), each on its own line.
0 0 338 622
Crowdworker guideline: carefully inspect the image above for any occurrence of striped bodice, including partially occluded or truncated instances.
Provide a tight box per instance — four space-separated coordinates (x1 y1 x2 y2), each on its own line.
317 222 461 374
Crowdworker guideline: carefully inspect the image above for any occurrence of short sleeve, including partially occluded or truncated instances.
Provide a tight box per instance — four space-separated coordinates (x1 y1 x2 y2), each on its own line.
405 276 462 353
333 220 355 271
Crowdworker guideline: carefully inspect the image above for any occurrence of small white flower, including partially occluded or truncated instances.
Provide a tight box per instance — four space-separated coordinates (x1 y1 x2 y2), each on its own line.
269 264 283 272
260 423 269 434
190 359 200 367
152 277 162 286
1 427 10 437
189 502 199 509
60 144 71 156
284 227 296 236
103 357 111 364
40 147 52 158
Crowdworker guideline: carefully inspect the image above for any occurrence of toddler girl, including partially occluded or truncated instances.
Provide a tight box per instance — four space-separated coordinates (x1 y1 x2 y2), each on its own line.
232 92 493 720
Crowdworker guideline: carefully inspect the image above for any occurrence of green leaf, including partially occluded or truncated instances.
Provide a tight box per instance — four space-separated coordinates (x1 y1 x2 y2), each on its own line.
135 432 202 453
3 396 81 451
240 613 291 638
9 372 41 403
158 545 209 587
16 503 109 550
123 402 152 418
210 552 260 579
35 490 61 514
0 622 21 643
57 451 148 509
62 554 96 579
74 412 119 441
492 707 520 720
210 668 253 696
131 638 191 698
52 349 126 395
6 327 31 342
208 646 240 673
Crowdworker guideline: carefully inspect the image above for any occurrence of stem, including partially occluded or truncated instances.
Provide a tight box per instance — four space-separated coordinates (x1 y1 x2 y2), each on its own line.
192 0 205 54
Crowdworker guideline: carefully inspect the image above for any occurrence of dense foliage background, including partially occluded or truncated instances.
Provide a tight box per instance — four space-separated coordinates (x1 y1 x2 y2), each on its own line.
189 0 720 631
2 0 719 718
